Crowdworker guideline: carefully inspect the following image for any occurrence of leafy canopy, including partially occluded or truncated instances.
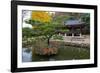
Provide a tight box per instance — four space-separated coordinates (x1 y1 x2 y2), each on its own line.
31 11 52 23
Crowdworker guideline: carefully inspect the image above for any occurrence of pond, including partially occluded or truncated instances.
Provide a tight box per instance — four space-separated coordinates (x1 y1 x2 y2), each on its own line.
22 46 90 62
22 48 32 62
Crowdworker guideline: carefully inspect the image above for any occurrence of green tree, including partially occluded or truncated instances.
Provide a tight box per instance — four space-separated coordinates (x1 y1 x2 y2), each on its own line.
22 27 34 38
54 15 69 25
81 13 90 25
81 13 90 34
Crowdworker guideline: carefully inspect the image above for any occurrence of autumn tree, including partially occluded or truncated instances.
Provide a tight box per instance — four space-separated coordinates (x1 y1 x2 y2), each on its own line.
31 11 52 23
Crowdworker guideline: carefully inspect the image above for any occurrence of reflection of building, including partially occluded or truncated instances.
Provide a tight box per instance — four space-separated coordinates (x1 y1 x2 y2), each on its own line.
59 19 85 37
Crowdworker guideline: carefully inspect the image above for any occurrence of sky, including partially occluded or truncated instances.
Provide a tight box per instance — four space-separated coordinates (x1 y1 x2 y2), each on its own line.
22 10 32 28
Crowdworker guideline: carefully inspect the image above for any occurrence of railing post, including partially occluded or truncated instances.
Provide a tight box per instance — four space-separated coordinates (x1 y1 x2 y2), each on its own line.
72 33 74 37
80 33 82 37
64 33 66 37
59 33 61 36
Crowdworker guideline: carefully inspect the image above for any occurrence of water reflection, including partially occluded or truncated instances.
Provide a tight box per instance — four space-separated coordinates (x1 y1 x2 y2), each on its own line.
22 48 32 62
22 46 90 62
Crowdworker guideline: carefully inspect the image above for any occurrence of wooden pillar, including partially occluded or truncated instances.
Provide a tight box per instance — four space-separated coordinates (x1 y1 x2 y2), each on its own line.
72 27 74 37
80 26 82 37
59 33 61 36
80 33 82 37
72 33 74 37
64 33 66 37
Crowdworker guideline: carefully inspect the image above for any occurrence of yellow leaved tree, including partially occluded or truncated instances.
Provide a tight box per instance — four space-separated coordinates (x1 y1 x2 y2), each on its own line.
31 11 52 23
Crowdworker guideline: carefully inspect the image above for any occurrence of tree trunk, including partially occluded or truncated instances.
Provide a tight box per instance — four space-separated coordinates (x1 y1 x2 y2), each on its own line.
47 38 50 47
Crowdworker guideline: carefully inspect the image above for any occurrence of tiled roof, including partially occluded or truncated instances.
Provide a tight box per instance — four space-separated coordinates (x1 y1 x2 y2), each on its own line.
64 19 85 25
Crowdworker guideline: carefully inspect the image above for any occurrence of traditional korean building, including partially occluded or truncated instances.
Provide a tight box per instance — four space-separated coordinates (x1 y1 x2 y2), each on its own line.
59 19 85 37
